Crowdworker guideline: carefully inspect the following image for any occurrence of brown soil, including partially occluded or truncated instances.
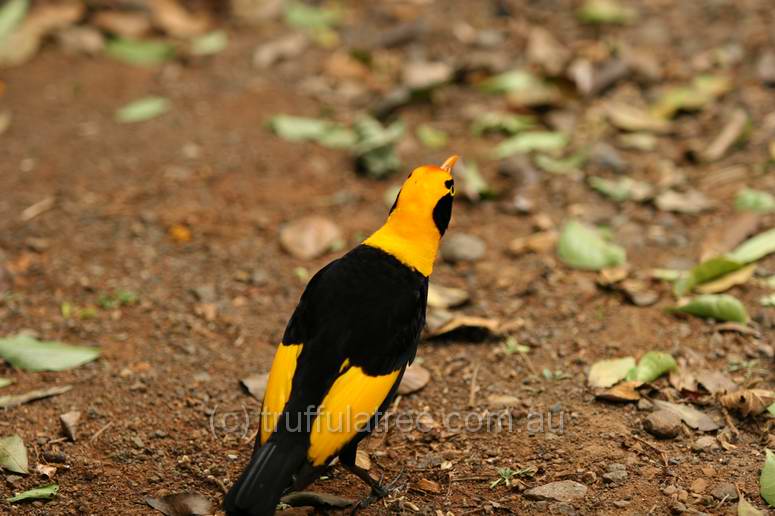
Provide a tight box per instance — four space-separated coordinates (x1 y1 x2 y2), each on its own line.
1 1 774 515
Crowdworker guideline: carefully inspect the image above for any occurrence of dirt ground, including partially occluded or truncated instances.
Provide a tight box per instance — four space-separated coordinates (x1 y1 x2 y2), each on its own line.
1 0 774 515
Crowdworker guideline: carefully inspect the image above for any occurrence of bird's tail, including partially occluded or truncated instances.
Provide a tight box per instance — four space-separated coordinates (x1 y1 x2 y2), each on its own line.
223 439 307 516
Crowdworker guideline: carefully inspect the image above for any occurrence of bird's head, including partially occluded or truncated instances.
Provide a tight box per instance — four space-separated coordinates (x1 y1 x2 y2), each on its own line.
364 156 458 276
387 155 458 237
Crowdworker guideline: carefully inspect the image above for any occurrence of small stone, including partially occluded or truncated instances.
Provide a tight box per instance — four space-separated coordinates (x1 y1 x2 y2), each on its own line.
692 436 719 452
59 411 81 441
603 463 627 483
643 410 681 439
279 216 342 260
131 436 145 449
690 478 708 494
613 500 630 508
402 61 453 90
637 398 654 411
524 480 588 503
191 284 216 303
710 482 737 501
440 233 486 263
662 485 678 495
670 501 687 514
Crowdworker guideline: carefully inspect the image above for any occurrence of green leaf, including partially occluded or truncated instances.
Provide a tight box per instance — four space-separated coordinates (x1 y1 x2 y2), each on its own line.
494 131 568 158
761 449 775 507
352 117 404 178
284 2 340 31
0 334 100 372
416 124 448 149
0 0 27 44
761 294 775 307
651 75 731 119
267 115 356 149
456 160 493 201
588 176 653 202
768 403 775 416
534 153 586 175
115 97 170 123
557 220 626 271
7 483 58 503
0 378 11 388
728 228 775 264
478 70 536 94
577 0 637 24
0 434 28 474
738 495 765 516
626 351 677 382
190 30 228 56
736 188 775 213
671 294 749 323
105 38 175 66
588 357 636 388
471 112 535 136
673 256 744 297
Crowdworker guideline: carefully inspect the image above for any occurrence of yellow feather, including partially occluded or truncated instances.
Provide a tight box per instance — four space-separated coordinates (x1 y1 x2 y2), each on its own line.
260 343 302 444
307 366 400 465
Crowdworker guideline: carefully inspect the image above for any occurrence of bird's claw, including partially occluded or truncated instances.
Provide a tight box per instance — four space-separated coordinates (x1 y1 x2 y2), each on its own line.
349 469 404 515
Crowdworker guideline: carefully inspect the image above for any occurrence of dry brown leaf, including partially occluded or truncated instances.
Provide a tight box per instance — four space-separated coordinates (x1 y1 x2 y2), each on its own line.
416 478 442 493
281 491 353 509
146 492 212 516
59 411 80 441
240 373 268 401
0 385 72 409
699 212 760 261
655 190 713 213
700 108 749 162
652 399 720 431
149 0 210 38
695 264 755 294
509 231 558 255
719 389 775 417
487 394 521 408
427 283 469 309
425 315 500 339
526 27 569 76
695 369 737 394
279 216 342 260
595 380 643 402
604 102 671 134
398 363 430 395
92 11 152 38
669 369 698 392
35 463 56 479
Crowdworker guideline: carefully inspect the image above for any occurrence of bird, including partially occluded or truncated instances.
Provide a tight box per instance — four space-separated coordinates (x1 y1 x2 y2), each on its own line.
223 155 458 516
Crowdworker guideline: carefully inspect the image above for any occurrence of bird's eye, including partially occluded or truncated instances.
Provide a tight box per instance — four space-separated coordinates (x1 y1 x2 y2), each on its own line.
449 185 455 196
444 179 455 196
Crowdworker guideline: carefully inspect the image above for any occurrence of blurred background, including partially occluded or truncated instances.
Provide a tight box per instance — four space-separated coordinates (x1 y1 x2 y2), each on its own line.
1 0 774 514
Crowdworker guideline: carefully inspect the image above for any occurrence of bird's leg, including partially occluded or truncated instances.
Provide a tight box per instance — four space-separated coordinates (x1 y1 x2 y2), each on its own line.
343 463 404 515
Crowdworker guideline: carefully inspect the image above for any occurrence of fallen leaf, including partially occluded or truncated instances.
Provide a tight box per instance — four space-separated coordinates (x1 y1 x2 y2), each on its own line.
652 399 721 432
478 69 536 94
655 189 713 213
577 0 637 24
761 449 775 507
720 390 775 418
146 493 212 516
240 373 268 401
695 370 737 394
671 294 749 323
651 75 731 119
0 378 11 388
626 351 676 383
0 334 99 371
427 283 469 309
59 411 80 441
727 228 775 264
674 256 745 296
402 61 453 90
0 385 72 409
454 160 492 201
509 231 558 255
700 212 761 261
737 494 765 516
104 37 175 66
557 220 626 271
758 51 775 85
284 2 340 31
604 102 670 133
253 33 307 68
281 491 353 509
115 96 170 123
279 216 342 260
487 394 521 408
595 380 642 402
761 294 775 307
149 0 210 38
35 464 55 479
416 124 447 149
533 153 586 175
426 314 500 339
588 176 653 202
0 434 28 474
352 116 404 178
695 264 755 294
189 30 227 56
736 188 775 213
588 357 636 388
267 115 355 149
7 483 58 502
416 478 442 493
92 11 151 38
398 363 430 395
701 109 749 162
471 111 535 136
619 279 659 306
0 0 28 43
526 26 568 76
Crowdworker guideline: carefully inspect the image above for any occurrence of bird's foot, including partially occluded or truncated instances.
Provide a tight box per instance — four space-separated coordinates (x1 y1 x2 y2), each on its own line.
349 469 403 515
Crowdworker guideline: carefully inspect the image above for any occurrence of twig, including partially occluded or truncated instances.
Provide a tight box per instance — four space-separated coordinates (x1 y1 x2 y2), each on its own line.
720 406 740 437
90 421 113 442
20 196 55 222
519 351 539 377
631 434 668 467
468 362 480 408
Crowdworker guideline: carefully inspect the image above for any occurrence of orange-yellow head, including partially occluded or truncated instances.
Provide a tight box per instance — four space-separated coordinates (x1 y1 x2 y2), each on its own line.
364 155 458 276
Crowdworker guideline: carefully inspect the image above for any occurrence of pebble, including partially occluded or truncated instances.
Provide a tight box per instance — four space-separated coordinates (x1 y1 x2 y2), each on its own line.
710 482 738 501
670 501 687 514
691 436 719 452
690 478 708 494
662 485 678 495
603 463 628 483
440 233 486 263
643 409 681 439
524 480 588 503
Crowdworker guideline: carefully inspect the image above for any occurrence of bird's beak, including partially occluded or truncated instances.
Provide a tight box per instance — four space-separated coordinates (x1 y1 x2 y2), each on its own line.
440 155 459 174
